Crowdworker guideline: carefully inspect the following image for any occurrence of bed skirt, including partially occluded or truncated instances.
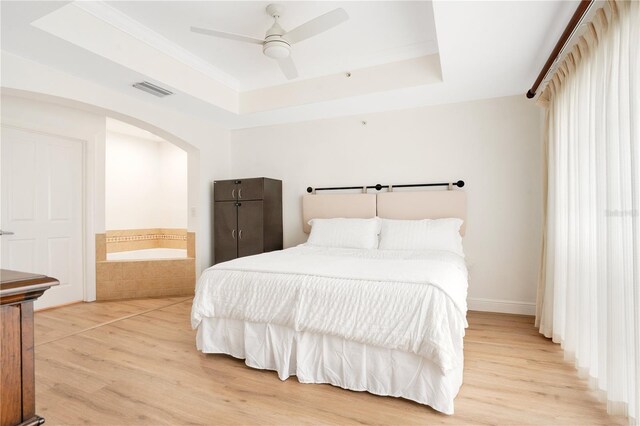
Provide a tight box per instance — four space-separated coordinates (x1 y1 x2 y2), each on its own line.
196 317 463 414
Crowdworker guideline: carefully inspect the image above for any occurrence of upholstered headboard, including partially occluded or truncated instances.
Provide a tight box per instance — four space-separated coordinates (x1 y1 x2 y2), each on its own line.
377 191 466 235
302 194 376 233
302 190 466 236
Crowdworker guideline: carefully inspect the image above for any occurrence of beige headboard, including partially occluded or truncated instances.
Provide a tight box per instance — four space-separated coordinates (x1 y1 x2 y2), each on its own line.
302 190 467 235
377 191 466 235
302 194 376 233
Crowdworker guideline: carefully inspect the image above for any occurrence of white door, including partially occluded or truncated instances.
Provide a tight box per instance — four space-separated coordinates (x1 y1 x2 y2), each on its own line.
1 126 84 309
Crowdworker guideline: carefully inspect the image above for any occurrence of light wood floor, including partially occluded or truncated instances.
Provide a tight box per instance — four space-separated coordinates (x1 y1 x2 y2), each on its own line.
33 298 625 425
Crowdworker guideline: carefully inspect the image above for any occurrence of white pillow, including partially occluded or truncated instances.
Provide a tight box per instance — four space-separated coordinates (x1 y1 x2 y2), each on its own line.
378 218 464 256
307 218 380 249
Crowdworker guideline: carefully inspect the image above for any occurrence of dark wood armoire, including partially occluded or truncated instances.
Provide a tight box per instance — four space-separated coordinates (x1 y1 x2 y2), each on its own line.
213 177 283 264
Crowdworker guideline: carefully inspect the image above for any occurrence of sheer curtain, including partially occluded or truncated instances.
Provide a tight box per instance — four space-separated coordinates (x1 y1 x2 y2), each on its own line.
536 0 639 423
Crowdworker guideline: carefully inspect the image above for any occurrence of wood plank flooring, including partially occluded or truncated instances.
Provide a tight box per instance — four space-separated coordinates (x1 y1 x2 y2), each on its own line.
33 298 625 425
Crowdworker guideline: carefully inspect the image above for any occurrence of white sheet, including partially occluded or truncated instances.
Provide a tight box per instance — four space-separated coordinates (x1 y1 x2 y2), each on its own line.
192 245 468 373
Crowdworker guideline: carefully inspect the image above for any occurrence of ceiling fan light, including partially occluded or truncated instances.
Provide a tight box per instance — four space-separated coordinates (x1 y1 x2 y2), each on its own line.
263 40 290 59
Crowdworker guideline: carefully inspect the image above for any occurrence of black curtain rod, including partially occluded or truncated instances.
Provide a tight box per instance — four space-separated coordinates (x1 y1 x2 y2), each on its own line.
306 180 465 193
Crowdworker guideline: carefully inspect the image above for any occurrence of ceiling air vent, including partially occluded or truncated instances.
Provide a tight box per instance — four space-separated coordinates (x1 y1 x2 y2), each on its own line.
132 81 173 97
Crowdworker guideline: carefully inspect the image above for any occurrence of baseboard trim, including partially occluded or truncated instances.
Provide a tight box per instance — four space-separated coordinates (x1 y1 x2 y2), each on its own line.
35 300 83 313
468 297 536 316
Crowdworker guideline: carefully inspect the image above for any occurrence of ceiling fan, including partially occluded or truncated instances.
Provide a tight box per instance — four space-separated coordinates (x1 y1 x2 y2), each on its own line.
190 4 349 80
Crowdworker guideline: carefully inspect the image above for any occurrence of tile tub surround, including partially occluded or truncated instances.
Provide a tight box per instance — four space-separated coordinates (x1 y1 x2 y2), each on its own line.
96 232 197 301
96 233 107 261
106 228 188 253
96 258 196 300
187 232 195 258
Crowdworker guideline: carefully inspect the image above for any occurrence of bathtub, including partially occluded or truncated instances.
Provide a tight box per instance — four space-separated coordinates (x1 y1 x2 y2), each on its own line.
106 248 188 261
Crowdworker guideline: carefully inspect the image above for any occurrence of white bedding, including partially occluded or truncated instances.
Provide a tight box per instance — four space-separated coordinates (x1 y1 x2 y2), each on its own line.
192 245 468 374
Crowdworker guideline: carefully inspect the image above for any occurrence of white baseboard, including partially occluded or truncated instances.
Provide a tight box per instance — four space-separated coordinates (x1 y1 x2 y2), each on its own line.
467 297 536 315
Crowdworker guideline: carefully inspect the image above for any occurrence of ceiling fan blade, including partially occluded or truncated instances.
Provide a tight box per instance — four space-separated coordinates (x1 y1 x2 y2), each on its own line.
282 8 348 45
277 56 298 80
190 26 263 45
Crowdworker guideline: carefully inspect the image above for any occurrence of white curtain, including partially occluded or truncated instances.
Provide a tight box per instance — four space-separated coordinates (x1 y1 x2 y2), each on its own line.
536 0 639 423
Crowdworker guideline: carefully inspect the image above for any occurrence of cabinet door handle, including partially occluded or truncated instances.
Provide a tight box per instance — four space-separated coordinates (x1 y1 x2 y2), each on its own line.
232 229 236 240
232 188 236 199
238 188 242 199
239 230 243 240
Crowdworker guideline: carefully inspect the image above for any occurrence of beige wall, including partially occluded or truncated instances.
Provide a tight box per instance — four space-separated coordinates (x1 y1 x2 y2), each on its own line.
230 95 544 314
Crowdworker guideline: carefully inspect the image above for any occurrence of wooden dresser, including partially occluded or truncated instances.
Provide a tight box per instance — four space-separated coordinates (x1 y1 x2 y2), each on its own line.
1 270 58 426
213 177 283 264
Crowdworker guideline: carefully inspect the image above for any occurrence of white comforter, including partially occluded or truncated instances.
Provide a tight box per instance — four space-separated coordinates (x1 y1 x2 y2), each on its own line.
192 245 468 372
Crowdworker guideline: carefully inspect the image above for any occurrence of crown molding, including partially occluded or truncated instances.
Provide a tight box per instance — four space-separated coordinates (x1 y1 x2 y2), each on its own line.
74 1 240 92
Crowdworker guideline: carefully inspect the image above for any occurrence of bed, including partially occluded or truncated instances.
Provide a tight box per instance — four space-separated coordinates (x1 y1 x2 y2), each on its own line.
192 190 468 414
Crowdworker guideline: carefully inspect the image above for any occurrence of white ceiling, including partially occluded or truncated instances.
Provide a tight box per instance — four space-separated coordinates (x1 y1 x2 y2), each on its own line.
106 1 439 91
0 1 579 129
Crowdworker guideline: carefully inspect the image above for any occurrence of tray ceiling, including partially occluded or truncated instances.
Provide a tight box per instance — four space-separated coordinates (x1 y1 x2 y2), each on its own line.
0 1 580 129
